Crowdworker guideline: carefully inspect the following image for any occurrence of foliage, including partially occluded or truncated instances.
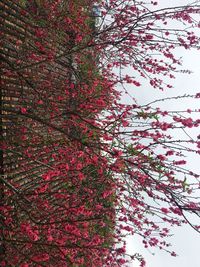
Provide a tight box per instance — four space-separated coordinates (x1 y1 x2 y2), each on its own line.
1 0 200 266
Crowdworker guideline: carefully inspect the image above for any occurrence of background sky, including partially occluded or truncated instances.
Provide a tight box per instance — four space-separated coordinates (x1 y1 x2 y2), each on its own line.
125 47 200 267
118 1 200 266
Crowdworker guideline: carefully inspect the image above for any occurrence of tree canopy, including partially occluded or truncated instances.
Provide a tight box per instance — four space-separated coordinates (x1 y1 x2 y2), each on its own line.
1 0 200 266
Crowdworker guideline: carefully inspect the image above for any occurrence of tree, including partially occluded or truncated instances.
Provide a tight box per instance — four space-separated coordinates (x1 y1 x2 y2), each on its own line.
1 0 200 266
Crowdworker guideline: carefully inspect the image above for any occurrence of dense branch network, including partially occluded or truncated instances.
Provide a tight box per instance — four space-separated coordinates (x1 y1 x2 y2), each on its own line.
1 0 200 266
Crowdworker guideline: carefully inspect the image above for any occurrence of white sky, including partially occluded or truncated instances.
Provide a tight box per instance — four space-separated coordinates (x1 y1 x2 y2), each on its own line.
117 1 200 266
125 47 200 267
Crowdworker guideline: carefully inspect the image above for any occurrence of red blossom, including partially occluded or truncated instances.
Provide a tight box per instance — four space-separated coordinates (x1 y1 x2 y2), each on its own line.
161 208 169 214
32 253 49 262
2 1 200 266
20 107 27 114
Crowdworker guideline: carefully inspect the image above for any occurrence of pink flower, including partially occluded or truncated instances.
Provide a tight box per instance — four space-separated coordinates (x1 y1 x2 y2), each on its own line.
32 253 49 262
197 142 200 148
133 80 141 87
122 120 129 127
146 34 153 40
38 184 48 193
64 17 72 24
195 92 200 98
42 173 51 181
166 150 174 156
78 172 85 181
174 160 186 165
75 35 83 43
38 100 43 104
76 163 82 170
21 107 27 114
116 247 126 254
161 208 169 214
47 235 53 242
35 28 46 38
65 164 69 171
157 154 166 161
171 251 177 257
70 83 75 89
29 231 39 241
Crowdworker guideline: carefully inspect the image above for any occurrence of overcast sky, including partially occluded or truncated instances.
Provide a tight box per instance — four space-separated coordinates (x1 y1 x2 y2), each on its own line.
118 1 200 266
124 49 200 267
